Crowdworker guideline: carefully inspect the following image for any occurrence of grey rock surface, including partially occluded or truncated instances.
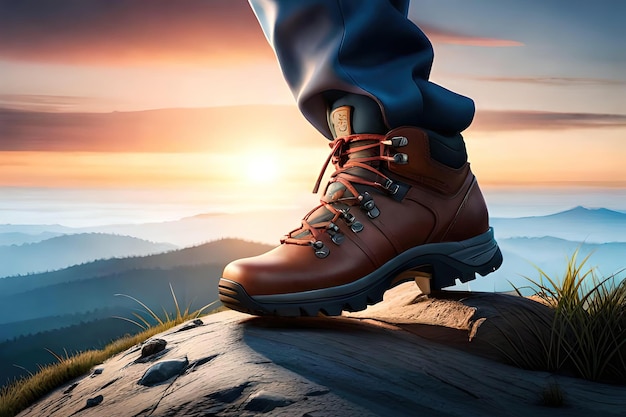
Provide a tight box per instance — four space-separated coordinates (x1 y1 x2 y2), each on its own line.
16 283 626 417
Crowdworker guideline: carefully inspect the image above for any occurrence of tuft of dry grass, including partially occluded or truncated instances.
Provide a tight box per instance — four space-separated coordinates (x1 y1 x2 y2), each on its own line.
496 250 626 383
0 285 219 417
114 283 216 330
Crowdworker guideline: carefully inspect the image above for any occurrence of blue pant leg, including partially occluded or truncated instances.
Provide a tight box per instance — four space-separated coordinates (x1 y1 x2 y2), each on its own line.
249 0 475 139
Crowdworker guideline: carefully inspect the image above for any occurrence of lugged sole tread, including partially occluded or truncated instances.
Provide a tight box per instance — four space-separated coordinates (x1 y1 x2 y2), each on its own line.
219 230 503 317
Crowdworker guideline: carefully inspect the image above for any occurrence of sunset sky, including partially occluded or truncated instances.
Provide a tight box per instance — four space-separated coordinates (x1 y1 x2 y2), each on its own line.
1 0 625 225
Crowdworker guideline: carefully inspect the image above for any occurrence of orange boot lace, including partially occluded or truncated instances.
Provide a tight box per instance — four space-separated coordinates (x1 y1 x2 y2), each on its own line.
281 133 410 258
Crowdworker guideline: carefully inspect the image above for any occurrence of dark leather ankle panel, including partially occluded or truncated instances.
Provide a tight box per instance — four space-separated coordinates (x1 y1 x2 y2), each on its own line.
424 130 467 169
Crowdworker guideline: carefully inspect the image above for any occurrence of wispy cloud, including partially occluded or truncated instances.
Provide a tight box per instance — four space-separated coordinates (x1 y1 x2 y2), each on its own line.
0 0 270 65
0 106 320 152
3 107 625 153
0 94 120 112
472 110 626 132
417 23 524 47
470 76 626 85
0 1 527 67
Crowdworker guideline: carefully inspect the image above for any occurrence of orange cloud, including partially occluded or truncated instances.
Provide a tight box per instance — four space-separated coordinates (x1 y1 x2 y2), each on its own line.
3 106 625 190
471 110 626 132
418 23 524 47
0 151 224 187
469 76 626 85
0 0 273 66
0 1 527 67
3 106 625 154
0 106 321 152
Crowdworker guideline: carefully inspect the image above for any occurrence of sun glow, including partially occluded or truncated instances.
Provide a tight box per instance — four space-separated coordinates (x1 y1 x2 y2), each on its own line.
242 149 282 184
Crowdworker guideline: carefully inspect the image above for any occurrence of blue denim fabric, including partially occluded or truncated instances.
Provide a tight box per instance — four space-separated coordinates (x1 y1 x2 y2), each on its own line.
249 0 475 139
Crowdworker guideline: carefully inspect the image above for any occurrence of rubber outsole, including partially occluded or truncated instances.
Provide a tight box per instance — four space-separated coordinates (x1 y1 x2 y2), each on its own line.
218 228 503 317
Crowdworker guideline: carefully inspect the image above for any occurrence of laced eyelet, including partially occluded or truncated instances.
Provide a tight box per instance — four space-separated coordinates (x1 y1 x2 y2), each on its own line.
383 179 400 195
312 240 330 258
393 153 408 164
382 136 408 147
341 210 364 233
350 221 364 232
360 192 380 219
286 134 400 247
330 232 345 245
326 222 345 245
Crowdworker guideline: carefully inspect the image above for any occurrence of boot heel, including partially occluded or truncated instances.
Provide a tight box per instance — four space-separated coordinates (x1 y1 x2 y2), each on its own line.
429 228 503 290
430 259 478 289
414 272 432 295
393 270 432 294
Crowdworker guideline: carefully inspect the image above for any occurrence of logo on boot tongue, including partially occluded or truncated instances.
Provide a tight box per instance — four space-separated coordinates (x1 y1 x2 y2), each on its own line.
331 106 352 136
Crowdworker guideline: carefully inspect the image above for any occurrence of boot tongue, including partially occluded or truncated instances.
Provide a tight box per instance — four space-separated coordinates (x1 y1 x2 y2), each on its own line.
328 105 380 196
289 107 356 237
299 106 379 231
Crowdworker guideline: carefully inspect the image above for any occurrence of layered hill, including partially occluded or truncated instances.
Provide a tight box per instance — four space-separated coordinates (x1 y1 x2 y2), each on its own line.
0 233 177 278
491 206 626 243
0 238 272 388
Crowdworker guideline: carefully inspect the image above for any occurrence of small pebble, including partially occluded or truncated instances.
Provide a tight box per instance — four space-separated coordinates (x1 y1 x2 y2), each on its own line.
138 357 189 387
85 395 103 408
62 382 78 394
141 339 167 358
177 319 205 332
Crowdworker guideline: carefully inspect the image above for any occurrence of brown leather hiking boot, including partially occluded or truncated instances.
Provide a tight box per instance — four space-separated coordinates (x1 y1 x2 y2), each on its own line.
219 106 502 317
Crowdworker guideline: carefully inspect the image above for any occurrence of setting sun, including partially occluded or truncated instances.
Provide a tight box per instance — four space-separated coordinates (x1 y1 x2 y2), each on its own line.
241 149 283 184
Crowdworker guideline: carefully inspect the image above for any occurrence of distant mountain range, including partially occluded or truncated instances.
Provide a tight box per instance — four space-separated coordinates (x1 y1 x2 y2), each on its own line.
2 206 624 251
491 206 626 243
0 238 272 298
0 224 75 235
1 206 624 289
0 238 273 387
0 207 624 388
0 238 272 339
479 206 626 292
470 236 626 293
0 208 304 247
0 233 177 278
0 231 64 246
